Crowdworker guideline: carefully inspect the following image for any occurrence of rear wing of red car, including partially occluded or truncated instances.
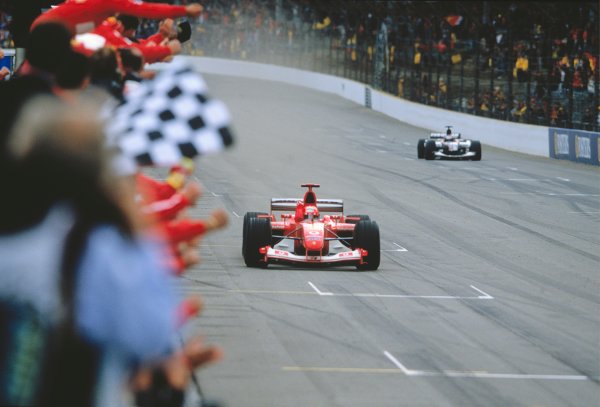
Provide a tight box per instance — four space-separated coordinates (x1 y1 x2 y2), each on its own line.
270 198 344 213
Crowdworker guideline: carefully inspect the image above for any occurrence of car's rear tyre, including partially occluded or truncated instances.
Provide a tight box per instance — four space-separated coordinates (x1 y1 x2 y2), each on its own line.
353 220 380 271
470 141 482 161
242 212 268 256
424 141 436 160
345 214 370 224
417 139 425 159
243 216 271 267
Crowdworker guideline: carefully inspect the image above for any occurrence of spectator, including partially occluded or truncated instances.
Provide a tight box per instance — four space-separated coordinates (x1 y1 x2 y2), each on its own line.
514 52 529 82
550 103 560 125
511 99 527 122
0 22 73 146
0 96 176 406
572 68 585 90
55 51 92 96
0 96 220 406
89 47 125 102
31 0 203 35
0 48 9 79
582 106 595 129
116 14 141 41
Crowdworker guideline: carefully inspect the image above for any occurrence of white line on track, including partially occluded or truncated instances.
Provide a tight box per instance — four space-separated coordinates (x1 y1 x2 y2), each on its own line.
499 192 600 196
306 283 493 300
470 285 494 299
308 281 333 296
393 242 408 251
506 178 538 181
383 243 408 252
382 351 589 381
232 211 240 218
507 167 519 171
556 177 571 182
200 244 240 247
542 193 600 196
384 351 414 375
210 191 221 197
403 142 411 146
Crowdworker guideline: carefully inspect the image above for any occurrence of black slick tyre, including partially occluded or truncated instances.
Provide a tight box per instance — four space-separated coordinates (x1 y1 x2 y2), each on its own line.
470 141 482 161
353 220 380 271
243 216 271 267
417 139 425 159
425 141 436 160
242 212 268 256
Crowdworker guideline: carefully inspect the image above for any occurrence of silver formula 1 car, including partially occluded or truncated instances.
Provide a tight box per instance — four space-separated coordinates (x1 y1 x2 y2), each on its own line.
417 126 482 160
242 184 380 270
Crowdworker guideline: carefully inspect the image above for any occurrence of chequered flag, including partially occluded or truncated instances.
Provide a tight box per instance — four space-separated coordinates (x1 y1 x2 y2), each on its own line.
107 60 234 174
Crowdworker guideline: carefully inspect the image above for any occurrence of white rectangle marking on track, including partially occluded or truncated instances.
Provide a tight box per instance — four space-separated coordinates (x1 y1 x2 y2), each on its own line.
556 177 570 182
232 211 240 218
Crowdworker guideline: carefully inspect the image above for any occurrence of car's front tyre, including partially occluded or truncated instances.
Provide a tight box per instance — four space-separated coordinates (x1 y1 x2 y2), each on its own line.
353 220 380 271
425 141 436 160
470 141 482 161
417 139 425 159
243 216 272 267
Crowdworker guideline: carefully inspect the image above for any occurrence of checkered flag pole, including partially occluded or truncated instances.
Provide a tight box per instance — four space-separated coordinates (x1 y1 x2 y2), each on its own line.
107 59 234 174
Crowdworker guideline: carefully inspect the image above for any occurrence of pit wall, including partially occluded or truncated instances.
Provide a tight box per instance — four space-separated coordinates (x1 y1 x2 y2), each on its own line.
170 56 599 165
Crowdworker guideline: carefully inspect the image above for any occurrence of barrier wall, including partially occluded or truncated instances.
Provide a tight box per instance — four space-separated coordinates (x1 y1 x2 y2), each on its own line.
549 128 600 165
173 56 599 163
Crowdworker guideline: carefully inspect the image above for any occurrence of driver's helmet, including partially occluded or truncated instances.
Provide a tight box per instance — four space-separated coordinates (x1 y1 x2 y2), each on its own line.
446 128 452 136
305 206 319 221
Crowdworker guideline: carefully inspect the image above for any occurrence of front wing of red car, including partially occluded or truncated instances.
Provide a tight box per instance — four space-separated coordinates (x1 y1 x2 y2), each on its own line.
260 247 366 267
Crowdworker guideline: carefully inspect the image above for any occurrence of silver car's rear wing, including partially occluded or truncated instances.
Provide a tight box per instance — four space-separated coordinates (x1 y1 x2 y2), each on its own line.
271 198 344 213
430 132 461 138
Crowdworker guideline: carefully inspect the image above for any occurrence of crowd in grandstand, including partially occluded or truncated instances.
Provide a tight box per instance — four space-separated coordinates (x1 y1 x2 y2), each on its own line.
187 0 598 130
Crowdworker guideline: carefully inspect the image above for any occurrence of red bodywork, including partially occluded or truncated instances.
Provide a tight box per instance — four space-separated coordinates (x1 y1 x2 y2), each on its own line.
257 184 367 266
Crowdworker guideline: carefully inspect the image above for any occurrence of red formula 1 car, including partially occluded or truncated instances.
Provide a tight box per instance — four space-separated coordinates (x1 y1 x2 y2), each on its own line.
242 184 380 270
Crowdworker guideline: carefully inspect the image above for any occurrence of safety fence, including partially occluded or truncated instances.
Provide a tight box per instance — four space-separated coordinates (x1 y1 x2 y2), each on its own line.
186 21 599 133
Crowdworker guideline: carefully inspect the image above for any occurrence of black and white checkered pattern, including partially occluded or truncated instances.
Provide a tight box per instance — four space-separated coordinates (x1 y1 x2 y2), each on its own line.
107 60 234 173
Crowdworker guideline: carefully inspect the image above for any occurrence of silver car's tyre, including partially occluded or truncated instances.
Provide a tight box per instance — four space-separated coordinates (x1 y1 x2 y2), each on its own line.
470 141 482 161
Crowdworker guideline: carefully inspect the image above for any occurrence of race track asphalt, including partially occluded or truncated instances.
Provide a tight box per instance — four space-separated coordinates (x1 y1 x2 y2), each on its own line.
178 74 600 407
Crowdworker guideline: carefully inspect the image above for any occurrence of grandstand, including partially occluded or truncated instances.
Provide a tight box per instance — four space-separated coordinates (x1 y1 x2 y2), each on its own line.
0 1 596 129
188 0 599 132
